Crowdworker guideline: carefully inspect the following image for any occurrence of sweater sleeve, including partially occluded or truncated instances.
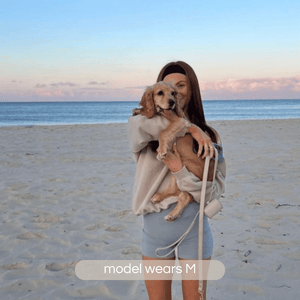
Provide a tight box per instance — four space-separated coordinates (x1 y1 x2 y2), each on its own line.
128 114 189 154
172 150 226 203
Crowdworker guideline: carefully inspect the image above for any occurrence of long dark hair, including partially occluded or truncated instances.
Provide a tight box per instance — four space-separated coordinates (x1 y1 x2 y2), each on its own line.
156 61 218 152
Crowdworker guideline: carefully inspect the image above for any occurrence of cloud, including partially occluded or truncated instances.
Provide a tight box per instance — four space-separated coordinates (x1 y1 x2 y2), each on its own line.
124 86 147 90
78 87 108 91
35 88 65 97
35 84 47 88
50 82 78 87
200 75 300 99
2 75 299 101
87 81 108 85
201 76 300 93
72 87 143 100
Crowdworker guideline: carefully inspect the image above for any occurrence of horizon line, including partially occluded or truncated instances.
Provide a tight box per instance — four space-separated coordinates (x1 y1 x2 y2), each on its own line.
1 98 300 103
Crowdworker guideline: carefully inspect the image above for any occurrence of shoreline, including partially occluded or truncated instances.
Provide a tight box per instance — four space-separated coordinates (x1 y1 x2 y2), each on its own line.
1 117 300 128
1 99 299 102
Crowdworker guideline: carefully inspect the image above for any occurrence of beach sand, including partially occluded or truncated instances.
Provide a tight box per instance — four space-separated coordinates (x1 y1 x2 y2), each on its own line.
0 118 299 300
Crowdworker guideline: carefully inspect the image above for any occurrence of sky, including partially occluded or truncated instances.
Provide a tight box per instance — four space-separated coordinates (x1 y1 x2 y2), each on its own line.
1 0 300 101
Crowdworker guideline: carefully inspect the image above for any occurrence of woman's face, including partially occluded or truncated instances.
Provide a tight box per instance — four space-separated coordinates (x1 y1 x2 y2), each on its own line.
163 73 191 110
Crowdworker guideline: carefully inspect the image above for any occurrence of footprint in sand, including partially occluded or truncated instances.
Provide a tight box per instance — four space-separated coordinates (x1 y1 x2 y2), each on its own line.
231 211 250 221
259 214 283 221
116 173 130 177
5 162 21 167
86 222 108 231
121 248 141 255
17 232 46 239
110 210 132 219
46 261 78 271
48 178 69 183
255 221 272 229
58 158 75 163
6 153 20 158
7 183 29 191
36 223 52 229
20 193 36 200
1 262 29 270
31 214 62 223
105 224 127 232
98 208 115 214
254 237 287 245
81 177 102 183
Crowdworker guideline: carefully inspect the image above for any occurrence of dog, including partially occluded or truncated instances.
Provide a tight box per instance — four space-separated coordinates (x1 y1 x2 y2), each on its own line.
132 81 188 160
133 81 215 221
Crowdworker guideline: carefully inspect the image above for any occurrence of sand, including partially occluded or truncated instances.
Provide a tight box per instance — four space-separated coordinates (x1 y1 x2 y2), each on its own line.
0 118 299 300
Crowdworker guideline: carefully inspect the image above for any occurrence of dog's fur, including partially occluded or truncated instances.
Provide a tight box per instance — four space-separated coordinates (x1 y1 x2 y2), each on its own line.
132 81 186 160
133 81 214 221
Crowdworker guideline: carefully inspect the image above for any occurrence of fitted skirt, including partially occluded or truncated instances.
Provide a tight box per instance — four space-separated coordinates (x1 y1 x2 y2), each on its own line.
142 201 213 259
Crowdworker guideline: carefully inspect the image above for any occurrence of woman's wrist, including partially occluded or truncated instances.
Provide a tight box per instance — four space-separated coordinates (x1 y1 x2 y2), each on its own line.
171 165 184 174
186 124 198 134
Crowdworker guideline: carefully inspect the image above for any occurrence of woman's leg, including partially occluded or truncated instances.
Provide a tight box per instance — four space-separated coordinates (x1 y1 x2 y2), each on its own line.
142 255 176 300
179 256 211 300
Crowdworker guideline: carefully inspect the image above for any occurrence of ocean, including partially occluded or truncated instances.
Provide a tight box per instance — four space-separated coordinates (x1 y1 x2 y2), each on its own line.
0 99 299 127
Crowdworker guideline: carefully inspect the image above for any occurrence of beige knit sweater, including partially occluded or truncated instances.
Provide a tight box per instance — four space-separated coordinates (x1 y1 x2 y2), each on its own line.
128 114 226 216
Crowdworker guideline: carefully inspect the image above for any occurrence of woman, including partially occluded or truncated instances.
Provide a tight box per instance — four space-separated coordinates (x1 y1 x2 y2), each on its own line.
128 61 226 300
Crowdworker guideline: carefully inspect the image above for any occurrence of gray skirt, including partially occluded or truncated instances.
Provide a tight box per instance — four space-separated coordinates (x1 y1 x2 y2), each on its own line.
142 202 213 259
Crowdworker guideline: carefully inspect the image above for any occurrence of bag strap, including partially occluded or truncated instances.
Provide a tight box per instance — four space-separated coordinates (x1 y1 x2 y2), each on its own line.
198 147 218 296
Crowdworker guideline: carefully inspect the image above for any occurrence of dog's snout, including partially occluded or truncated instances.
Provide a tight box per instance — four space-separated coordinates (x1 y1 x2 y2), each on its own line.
168 99 175 106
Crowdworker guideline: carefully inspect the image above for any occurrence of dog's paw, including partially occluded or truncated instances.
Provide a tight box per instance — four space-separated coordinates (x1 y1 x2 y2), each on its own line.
156 152 167 161
164 212 181 222
150 193 163 203
156 144 168 161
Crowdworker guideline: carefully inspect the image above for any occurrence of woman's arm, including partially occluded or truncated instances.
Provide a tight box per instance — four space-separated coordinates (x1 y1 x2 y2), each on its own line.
173 157 226 203
128 114 188 154
164 142 225 203
186 124 215 158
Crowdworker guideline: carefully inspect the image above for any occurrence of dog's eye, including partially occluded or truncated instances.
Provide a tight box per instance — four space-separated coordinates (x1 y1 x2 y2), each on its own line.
157 91 163 96
171 91 176 96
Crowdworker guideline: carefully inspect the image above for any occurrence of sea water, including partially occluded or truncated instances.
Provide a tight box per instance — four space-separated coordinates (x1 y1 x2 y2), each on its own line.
0 99 299 126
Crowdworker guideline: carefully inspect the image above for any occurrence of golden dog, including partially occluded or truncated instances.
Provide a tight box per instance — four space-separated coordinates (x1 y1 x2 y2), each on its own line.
133 81 214 221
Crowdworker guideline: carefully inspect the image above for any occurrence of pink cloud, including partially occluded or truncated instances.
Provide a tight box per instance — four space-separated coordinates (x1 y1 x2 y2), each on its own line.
1 76 299 101
35 88 65 97
200 75 300 99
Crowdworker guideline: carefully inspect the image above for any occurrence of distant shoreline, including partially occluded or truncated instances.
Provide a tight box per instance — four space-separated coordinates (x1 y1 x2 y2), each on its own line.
1 100 299 126
1 99 300 103
1 117 300 128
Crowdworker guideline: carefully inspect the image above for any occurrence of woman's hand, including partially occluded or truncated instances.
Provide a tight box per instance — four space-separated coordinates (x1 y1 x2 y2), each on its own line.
187 124 214 159
162 143 183 173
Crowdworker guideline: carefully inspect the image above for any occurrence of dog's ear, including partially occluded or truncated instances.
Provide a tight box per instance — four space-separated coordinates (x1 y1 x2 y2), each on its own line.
140 86 155 118
174 92 184 118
